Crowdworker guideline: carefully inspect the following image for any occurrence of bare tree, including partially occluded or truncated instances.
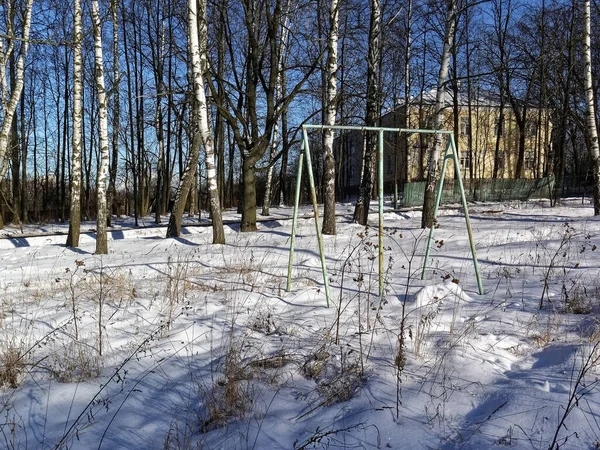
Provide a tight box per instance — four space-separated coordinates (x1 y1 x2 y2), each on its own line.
261 0 292 217
421 0 457 229
584 0 600 215
108 0 120 224
167 0 225 243
146 0 167 224
92 0 110 254
353 0 381 226
66 0 83 247
321 0 340 235
208 0 320 232
0 0 34 188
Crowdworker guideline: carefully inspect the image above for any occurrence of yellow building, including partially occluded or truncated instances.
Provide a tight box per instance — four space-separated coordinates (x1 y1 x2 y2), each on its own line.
337 89 552 195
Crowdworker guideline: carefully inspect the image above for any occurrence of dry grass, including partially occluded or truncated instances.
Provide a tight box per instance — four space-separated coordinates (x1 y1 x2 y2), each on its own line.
249 305 279 335
201 344 255 432
0 346 25 388
562 276 599 315
46 339 102 383
528 312 563 347
302 344 331 380
316 359 363 406
79 265 137 307
162 420 201 450
303 337 364 407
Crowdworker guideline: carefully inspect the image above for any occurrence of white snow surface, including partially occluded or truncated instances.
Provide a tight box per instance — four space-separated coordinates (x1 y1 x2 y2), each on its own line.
1 199 600 449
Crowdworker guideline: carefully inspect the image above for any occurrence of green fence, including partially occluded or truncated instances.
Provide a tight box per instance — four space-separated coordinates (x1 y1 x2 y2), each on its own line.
401 176 555 207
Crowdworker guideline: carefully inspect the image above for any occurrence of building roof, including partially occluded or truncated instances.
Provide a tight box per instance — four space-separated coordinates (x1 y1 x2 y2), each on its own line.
400 88 503 108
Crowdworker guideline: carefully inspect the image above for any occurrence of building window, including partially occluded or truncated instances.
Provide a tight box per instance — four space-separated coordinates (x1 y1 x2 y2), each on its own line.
384 131 393 144
460 152 471 170
495 118 504 137
385 154 393 175
525 120 538 137
349 163 356 179
524 151 535 171
426 115 436 129
460 116 471 136
496 152 505 170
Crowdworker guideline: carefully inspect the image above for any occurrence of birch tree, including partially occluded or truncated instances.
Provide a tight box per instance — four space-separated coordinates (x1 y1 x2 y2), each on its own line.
421 0 457 229
167 0 225 243
108 0 120 224
66 0 83 247
92 0 110 254
322 0 340 235
398 0 413 208
353 0 381 226
0 0 34 186
584 0 600 215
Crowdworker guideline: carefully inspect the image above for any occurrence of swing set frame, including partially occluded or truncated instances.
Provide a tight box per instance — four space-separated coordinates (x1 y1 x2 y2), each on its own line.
286 124 484 307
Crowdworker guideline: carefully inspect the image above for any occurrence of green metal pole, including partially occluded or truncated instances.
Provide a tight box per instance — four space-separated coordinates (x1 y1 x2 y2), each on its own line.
286 150 304 292
302 128 332 307
378 129 384 297
422 136 451 281
447 134 484 295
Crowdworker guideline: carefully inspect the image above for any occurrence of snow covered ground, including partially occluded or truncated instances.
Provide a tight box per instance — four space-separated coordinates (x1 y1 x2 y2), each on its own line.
1 198 600 449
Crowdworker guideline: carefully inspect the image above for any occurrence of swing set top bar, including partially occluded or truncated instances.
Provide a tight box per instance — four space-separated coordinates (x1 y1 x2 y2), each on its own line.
303 124 454 134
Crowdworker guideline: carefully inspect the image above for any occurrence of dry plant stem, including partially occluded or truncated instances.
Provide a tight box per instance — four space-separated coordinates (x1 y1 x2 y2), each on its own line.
548 341 600 450
98 258 104 355
67 264 80 342
54 319 176 449
0 317 75 390
396 257 413 420
393 231 421 419
365 253 394 363
293 422 378 450
335 241 362 344
164 255 189 335
539 223 573 309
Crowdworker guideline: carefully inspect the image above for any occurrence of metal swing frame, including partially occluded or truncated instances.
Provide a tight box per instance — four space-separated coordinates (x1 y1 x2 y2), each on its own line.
286 124 483 307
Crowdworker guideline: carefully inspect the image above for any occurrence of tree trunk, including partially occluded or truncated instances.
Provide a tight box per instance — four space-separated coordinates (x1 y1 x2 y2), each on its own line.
241 152 260 232
147 0 166 224
584 0 600 215
67 0 83 248
277 70 289 206
108 0 120 225
262 3 291 217
167 0 224 243
19 87 27 223
0 0 34 186
421 0 457 229
215 5 226 209
122 2 138 226
398 0 413 208
353 0 381 226
92 0 110 254
322 0 340 235
10 101 20 225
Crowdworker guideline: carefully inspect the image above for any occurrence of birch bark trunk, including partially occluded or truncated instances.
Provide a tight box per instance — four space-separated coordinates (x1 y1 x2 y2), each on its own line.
421 0 457 229
0 0 34 185
92 0 110 254
67 0 83 247
322 0 340 235
167 0 225 242
584 0 600 215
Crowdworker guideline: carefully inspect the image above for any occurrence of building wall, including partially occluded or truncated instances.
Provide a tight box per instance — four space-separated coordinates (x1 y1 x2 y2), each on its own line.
336 101 552 193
